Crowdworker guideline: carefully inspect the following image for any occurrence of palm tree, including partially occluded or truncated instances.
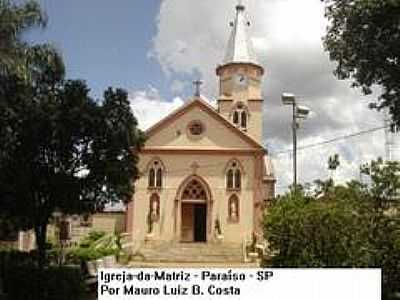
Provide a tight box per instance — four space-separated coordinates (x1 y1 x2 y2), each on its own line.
0 0 64 80
328 153 340 182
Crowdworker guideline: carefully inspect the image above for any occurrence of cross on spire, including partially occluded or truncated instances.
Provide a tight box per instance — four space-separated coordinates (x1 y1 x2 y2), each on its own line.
193 80 203 97
236 0 244 9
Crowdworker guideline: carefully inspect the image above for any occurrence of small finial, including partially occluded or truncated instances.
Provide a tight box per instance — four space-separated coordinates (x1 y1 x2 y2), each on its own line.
190 162 199 174
193 80 203 97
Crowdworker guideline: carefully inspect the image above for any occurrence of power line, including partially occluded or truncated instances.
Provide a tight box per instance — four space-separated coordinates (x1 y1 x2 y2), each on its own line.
140 126 387 175
272 126 387 156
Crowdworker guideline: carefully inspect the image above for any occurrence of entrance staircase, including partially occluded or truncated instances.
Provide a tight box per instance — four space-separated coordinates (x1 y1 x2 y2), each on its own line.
128 241 259 267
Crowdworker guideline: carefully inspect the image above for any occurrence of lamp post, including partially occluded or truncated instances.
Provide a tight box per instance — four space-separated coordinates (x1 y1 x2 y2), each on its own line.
282 93 310 191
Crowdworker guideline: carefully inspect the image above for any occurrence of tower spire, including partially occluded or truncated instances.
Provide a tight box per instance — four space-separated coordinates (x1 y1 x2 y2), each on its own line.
223 2 258 65
216 2 265 143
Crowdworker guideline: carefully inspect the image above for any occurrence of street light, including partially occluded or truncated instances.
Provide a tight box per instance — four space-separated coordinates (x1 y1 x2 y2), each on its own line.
282 93 310 190
281 92 295 105
296 105 311 119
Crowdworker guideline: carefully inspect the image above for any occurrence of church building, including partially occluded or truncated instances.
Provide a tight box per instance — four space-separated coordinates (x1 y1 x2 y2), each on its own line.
126 3 275 246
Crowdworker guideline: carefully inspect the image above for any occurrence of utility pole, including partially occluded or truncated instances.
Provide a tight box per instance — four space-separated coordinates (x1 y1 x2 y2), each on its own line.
292 101 297 188
384 110 393 161
282 93 310 192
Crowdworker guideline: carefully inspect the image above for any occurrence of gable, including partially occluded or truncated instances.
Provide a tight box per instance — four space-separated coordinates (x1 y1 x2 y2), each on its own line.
144 99 263 150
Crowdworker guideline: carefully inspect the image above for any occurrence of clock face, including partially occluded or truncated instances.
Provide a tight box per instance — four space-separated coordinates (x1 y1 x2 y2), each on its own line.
235 74 248 88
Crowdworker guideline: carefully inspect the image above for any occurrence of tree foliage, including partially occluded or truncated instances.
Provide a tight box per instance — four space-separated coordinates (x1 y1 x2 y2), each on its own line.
265 160 400 299
0 0 64 80
328 153 340 171
323 0 400 126
0 0 145 270
0 75 144 267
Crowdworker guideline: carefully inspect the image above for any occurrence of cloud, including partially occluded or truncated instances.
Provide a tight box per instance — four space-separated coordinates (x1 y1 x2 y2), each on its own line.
170 79 186 94
129 86 184 131
271 128 385 191
144 0 395 193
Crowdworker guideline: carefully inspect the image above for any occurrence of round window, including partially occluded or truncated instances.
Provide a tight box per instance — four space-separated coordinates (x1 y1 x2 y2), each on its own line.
188 121 204 136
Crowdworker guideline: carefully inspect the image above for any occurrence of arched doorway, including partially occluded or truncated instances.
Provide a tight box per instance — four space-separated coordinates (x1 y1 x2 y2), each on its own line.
176 176 211 242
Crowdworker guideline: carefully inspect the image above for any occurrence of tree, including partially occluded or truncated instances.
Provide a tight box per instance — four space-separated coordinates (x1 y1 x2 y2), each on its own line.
264 159 400 299
0 0 145 270
323 0 400 126
360 158 400 210
0 0 60 79
0 73 145 268
265 188 370 266
328 153 340 171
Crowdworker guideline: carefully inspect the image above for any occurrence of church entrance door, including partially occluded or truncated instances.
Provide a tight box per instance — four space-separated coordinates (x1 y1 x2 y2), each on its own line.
181 203 207 242
194 204 207 242
179 177 209 243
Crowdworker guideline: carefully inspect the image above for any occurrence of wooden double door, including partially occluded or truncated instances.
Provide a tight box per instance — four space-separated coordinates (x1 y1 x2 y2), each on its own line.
181 203 207 242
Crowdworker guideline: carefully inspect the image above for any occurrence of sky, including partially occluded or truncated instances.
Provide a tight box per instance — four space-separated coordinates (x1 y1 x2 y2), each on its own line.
27 0 399 194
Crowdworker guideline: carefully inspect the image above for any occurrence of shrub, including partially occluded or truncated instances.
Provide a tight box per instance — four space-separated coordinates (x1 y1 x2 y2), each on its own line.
79 231 106 248
0 250 38 278
264 189 400 299
3 265 84 300
0 249 84 300
264 196 372 267
67 247 117 264
66 231 121 264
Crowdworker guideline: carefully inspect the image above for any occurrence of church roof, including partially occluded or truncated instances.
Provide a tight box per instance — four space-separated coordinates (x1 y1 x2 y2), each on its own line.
145 96 265 150
223 3 259 66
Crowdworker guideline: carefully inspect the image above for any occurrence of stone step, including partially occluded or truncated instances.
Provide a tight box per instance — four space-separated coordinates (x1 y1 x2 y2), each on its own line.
128 261 259 268
133 242 244 263
140 251 243 259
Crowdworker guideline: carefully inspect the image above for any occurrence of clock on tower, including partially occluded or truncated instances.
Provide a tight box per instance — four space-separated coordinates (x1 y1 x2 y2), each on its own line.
234 74 249 89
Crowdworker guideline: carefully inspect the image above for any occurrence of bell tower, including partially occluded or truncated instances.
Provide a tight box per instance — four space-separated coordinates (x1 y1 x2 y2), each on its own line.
216 3 264 143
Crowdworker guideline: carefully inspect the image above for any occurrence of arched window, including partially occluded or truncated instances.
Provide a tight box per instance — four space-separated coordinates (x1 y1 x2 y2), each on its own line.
241 111 247 128
233 111 239 125
231 103 248 130
148 159 164 188
226 160 242 190
235 169 241 189
182 179 207 201
226 169 234 189
148 168 155 187
156 168 162 187
228 195 239 222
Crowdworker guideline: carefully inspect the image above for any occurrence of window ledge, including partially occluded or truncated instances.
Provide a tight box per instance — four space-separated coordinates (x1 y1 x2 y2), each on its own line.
148 186 162 191
226 188 241 192
227 219 240 224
